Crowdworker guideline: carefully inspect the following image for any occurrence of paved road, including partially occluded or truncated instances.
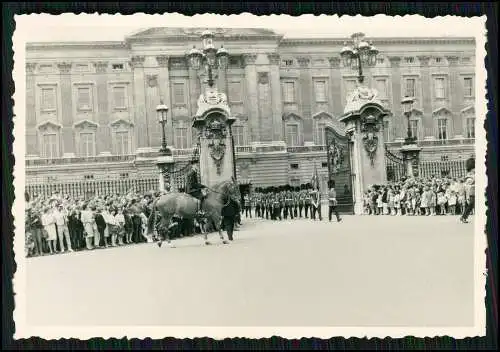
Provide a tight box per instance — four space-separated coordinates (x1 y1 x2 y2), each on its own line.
26 215 475 327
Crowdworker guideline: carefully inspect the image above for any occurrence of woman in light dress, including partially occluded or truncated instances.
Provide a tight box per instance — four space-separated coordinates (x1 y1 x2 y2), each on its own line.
41 206 57 254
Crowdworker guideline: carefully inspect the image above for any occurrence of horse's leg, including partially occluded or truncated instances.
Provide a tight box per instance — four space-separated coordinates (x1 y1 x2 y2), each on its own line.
214 214 229 245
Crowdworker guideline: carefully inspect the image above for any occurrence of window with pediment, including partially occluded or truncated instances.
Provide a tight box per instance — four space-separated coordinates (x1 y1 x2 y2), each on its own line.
37 121 62 159
110 119 133 155
74 120 98 157
283 113 303 147
462 107 475 139
232 123 248 146
312 112 333 145
407 109 423 140
42 133 58 158
433 108 451 141
404 78 416 98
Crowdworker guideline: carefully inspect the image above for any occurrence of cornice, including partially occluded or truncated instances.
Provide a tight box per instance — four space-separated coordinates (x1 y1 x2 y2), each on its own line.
26 41 128 51
280 37 476 46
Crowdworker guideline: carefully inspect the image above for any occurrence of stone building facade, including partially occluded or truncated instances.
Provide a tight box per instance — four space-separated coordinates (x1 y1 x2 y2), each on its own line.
25 28 476 190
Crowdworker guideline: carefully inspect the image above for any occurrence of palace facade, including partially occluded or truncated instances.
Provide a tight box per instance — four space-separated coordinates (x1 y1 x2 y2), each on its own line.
25 27 476 191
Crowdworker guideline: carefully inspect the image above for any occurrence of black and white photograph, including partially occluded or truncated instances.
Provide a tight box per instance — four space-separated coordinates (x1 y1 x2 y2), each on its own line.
12 13 487 339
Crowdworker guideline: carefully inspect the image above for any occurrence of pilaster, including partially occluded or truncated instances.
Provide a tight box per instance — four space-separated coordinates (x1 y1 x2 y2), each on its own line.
93 61 111 154
297 57 312 143
26 62 38 155
156 55 174 148
446 55 462 136
257 71 273 142
268 53 283 141
58 62 74 155
328 57 343 117
243 54 259 143
130 55 147 149
417 55 433 138
389 56 403 139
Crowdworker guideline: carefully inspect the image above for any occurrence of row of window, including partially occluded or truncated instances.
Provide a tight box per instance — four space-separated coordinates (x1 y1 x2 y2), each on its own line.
39 115 475 159
282 76 474 104
36 63 125 74
38 74 474 116
281 56 470 68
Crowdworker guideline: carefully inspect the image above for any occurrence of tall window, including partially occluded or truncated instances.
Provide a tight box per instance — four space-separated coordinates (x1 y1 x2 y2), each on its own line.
404 78 416 97
314 80 327 102
375 78 388 99
344 79 357 97
115 131 130 155
409 120 419 140
174 125 189 149
286 124 299 146
465 117 475 139
112 86 127 109
41 87 56 111
173 83 186 105
79 132 95 157
464 77 474 97
232 125 246 146
314 122 326 145
434 77 446 99
383 120 390 142
283 82 295 103
77 87 92 111
228 81 242 103
42 133 58 158
437 118 448 140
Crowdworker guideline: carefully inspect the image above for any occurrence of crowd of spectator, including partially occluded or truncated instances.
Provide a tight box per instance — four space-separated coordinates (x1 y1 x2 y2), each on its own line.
363 173 475 221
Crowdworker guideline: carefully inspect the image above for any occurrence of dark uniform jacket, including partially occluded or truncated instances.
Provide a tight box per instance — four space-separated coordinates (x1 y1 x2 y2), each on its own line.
221 197 239 218
185 169 202 196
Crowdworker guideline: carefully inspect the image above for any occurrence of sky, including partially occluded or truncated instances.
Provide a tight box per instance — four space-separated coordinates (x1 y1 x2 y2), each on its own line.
14 13 485 42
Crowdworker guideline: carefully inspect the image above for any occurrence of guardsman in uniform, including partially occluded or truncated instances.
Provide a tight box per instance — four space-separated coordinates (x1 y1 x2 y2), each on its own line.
304 187 312 218
298 188 305 218
293 188 299 218
284 189 294 220
274 191 282 221
328 180 342 222
310 187 322 221
243 193 252 218
254 190 261 218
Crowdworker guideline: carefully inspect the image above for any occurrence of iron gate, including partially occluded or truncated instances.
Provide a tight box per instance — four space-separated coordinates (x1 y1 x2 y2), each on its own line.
384 146 407 182
325 126 354 214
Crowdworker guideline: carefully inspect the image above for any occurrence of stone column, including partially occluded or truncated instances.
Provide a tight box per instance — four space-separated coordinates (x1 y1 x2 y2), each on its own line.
57 62 75 156
349 131 365 215
417 56 433 138
243 54 259 143
328 57 343 117
297 57 312 142
129 55 147 150
268 53 283 142
156 55 174 148
446 55 462 136
258 72 273 142
25 62 38 155
145 73 161 148
93 61 111 154
189 66 201 146
389 56 403 140
217 65 228 96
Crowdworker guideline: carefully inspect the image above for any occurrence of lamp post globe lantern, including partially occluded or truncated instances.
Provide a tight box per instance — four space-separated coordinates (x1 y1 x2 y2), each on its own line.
156 100 171 155
187 46 203 71
340 32 379 84
216 45 229 69
401 96 415 144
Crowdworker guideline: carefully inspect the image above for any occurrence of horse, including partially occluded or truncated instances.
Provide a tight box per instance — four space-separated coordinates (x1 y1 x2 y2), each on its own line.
145 179 239 248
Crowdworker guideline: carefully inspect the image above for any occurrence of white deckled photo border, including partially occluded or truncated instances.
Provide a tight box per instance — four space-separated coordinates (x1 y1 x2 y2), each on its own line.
11 13 488 340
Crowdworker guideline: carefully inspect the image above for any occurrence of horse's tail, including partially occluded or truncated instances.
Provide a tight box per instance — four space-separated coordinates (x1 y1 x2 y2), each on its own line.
146 198 158 235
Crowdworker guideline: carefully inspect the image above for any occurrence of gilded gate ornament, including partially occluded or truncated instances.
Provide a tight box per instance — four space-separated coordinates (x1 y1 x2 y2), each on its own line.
361 114 380 166
204 118 228 175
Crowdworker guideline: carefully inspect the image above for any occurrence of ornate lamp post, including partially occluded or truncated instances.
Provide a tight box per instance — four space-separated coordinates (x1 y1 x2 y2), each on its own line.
399 96 421 178
402 96 416 145
340 32 379 84
155 100 173 192
187 30 229 88
156 100 171 156
186 30 237 181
